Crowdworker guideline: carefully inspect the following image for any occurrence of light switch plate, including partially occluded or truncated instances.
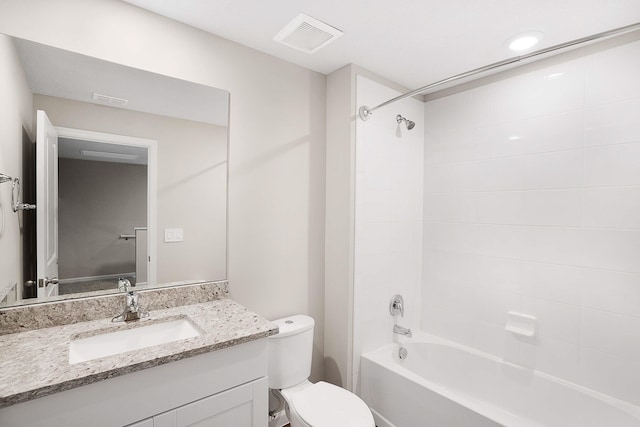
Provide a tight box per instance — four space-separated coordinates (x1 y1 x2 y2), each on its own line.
164 228 184 243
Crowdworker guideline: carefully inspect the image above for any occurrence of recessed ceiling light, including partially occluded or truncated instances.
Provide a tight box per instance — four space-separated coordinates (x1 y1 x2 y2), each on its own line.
507 31 544 52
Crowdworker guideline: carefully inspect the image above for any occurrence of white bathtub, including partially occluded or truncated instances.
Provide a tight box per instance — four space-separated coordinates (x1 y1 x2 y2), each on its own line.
360 333 640 427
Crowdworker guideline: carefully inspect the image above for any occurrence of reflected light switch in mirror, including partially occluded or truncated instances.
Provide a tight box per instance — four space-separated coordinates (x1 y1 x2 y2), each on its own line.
164 228 184 243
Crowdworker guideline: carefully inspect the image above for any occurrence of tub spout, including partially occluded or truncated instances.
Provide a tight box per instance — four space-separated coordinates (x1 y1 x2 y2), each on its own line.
394 324 412 338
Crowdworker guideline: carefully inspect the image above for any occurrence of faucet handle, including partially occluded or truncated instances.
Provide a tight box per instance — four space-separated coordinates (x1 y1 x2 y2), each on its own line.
118 277 131 292
389 294 405 317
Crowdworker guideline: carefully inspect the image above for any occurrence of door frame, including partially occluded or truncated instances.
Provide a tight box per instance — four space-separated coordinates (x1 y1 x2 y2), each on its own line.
55 127 158 288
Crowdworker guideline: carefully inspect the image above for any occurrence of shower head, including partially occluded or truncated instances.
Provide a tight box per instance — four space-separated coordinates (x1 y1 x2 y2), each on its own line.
396 114 415 130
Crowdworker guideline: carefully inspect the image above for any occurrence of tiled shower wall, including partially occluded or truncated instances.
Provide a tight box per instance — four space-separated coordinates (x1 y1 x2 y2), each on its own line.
353 75 424 390
422 38 640 405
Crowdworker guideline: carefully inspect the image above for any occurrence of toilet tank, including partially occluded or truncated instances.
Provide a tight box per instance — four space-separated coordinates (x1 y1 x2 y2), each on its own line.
268 315 315 389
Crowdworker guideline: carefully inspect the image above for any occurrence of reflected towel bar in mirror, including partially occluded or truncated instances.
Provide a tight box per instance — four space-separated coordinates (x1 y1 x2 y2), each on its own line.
0 173 36 212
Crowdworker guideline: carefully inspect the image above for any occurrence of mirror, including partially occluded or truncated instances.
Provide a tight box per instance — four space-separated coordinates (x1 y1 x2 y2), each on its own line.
0 36 229 307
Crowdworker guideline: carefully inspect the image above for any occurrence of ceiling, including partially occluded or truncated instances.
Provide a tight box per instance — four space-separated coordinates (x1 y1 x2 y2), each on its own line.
123 0 640 90
15 38 229 127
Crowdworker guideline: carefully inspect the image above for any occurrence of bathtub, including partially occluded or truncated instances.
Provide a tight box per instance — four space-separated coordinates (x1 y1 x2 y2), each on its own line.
360 333 640 427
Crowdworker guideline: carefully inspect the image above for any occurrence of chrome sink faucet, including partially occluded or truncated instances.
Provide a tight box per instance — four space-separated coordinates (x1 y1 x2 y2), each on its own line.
112 290 149 322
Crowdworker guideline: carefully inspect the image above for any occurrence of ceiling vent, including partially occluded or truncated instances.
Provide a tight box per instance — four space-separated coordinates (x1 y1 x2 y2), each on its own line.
274 14 344 54
92 92 129 106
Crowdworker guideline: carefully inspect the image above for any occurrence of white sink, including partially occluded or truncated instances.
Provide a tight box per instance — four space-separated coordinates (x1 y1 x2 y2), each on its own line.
69 318 202 364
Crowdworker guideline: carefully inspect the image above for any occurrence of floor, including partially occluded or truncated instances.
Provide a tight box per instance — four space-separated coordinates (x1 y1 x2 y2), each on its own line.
58 275 136 295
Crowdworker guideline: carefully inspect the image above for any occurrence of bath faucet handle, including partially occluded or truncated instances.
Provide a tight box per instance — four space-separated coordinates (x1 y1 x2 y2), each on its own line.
389 294 405 317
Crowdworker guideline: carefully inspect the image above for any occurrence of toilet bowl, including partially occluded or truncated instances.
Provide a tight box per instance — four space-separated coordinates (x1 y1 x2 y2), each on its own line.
268 315 374 427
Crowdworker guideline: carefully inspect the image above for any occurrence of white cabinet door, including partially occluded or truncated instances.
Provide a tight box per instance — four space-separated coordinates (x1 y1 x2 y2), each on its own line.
174 377 267 427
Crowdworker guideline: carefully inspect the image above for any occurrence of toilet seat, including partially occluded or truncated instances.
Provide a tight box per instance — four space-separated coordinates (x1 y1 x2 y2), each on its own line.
287 381 375 427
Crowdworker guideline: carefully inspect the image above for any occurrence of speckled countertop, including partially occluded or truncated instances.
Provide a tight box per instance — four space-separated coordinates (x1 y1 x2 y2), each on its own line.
0 299 278 408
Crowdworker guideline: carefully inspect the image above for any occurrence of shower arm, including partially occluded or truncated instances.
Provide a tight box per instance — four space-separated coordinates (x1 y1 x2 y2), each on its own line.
359 21 640 121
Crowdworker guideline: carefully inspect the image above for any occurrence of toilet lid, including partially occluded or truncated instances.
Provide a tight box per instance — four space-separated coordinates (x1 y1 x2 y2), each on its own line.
291 381 374 427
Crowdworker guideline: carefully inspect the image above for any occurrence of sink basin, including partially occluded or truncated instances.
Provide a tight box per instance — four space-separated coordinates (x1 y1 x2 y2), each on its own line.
69 318 202 364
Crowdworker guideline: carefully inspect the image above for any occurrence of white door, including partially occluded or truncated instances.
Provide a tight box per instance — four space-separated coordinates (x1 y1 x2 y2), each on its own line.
36 110 59 298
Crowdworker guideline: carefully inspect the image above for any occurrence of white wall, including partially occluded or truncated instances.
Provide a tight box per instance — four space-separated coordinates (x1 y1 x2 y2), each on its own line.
0 34 33 301
422 36 640 405
324 65 357 389
0 0 326 381
353 76 424 390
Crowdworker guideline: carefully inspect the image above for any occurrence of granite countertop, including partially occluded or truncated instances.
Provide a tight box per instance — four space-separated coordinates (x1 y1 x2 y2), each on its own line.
0 299 278 408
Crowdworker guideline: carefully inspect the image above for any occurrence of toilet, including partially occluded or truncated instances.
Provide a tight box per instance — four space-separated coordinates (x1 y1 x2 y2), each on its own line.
268 315 375 427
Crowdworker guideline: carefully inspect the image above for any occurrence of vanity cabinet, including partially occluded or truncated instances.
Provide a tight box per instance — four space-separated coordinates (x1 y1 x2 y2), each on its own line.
0 339 268 427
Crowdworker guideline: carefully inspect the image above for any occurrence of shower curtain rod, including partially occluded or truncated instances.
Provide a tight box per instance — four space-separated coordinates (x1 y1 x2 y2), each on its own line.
359 22 640 121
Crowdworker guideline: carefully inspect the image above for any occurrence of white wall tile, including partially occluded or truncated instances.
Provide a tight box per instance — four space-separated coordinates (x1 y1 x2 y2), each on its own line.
520 150 583 190
583 187 640 229
518 226 584 266
474 289 521 326
435 251 481 286
355 252 394 289
476 157 524 191
355 221 393 255
522 110 584 154
522 189 582 227
476 121 526 159
580 269 640 318
580 308 640 358
433 308 477 348
477 191 524 225
437 223 476 253
586 41 640 106
438 128 479 163
474 224 525 259
521 297 580 344
474 256 522 294
585 98 640 147
581 229 640 273
438 162 478 192
585 141 640 187
521 262 582 305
